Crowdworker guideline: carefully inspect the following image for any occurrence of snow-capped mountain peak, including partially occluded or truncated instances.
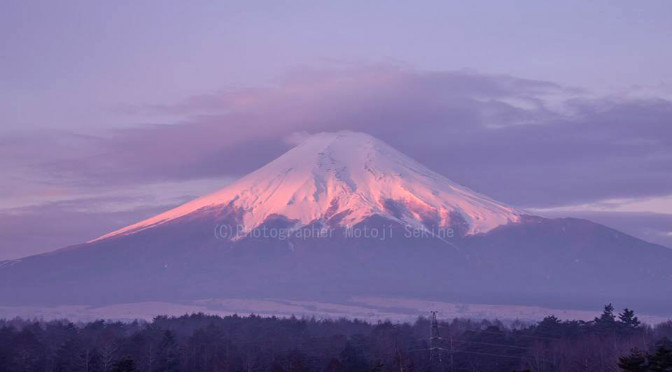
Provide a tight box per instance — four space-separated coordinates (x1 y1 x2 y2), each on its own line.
93 131 521 241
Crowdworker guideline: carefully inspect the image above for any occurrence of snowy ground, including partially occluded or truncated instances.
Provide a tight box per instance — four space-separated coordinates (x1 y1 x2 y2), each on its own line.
1 297 669 324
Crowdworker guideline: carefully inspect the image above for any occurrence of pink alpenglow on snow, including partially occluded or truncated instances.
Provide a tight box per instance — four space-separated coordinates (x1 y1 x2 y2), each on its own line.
93 131 521 241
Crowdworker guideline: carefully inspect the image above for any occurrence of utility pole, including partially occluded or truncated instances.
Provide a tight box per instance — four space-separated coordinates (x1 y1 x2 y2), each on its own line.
429 311 443 367
448 332 454 372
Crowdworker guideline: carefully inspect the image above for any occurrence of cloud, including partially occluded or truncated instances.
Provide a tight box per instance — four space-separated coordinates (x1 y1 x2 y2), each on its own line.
529 195 672 215
536 210 672 249
4 66 672 210
0 176 236 259
0 197 171 260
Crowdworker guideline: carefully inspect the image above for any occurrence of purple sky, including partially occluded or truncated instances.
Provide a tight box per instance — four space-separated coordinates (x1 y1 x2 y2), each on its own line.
1 1 672 259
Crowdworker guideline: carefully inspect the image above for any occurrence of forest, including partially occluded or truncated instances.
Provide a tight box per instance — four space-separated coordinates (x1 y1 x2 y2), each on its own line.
0 304 671 372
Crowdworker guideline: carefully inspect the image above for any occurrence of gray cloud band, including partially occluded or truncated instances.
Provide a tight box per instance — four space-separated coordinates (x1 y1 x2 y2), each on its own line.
7 67 672 209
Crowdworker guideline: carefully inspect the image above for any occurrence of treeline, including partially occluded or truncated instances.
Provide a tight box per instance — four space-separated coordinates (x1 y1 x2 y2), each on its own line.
0 304 671 372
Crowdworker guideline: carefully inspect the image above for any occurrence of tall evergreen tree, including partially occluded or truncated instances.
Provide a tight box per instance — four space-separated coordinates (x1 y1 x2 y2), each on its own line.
648 343 672 372
618 348 647 372
595 303 619 335
619 308 642 328
596 303 617 324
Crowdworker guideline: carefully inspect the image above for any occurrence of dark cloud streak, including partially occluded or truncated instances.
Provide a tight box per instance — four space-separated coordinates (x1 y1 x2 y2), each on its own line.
11 67 672 208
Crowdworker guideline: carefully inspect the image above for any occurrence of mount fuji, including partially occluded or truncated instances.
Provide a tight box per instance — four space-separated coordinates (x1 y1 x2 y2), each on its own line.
1 131 671 316
95 131 521 241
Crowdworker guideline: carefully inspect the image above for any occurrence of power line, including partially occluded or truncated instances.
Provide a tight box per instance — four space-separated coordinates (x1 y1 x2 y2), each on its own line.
453 339 532 350
412 347 553 365
465 328 561 341
418 312 561 371
452 350 553 364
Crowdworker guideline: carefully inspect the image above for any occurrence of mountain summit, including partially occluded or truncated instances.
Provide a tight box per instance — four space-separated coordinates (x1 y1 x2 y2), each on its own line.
2 132 671 315
96 131 520 241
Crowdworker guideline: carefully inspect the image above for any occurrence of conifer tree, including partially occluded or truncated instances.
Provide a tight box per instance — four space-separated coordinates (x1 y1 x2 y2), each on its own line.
618 348 647 372
619 308 641 328
596 303 616 324
648 343 672 372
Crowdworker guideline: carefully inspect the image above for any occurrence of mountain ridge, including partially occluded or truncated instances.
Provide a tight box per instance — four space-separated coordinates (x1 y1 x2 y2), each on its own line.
1 131 671 315
93 131 521 242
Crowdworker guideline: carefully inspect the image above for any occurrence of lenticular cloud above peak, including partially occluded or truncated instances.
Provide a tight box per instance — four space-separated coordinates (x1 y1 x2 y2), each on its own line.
94 131 521 242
